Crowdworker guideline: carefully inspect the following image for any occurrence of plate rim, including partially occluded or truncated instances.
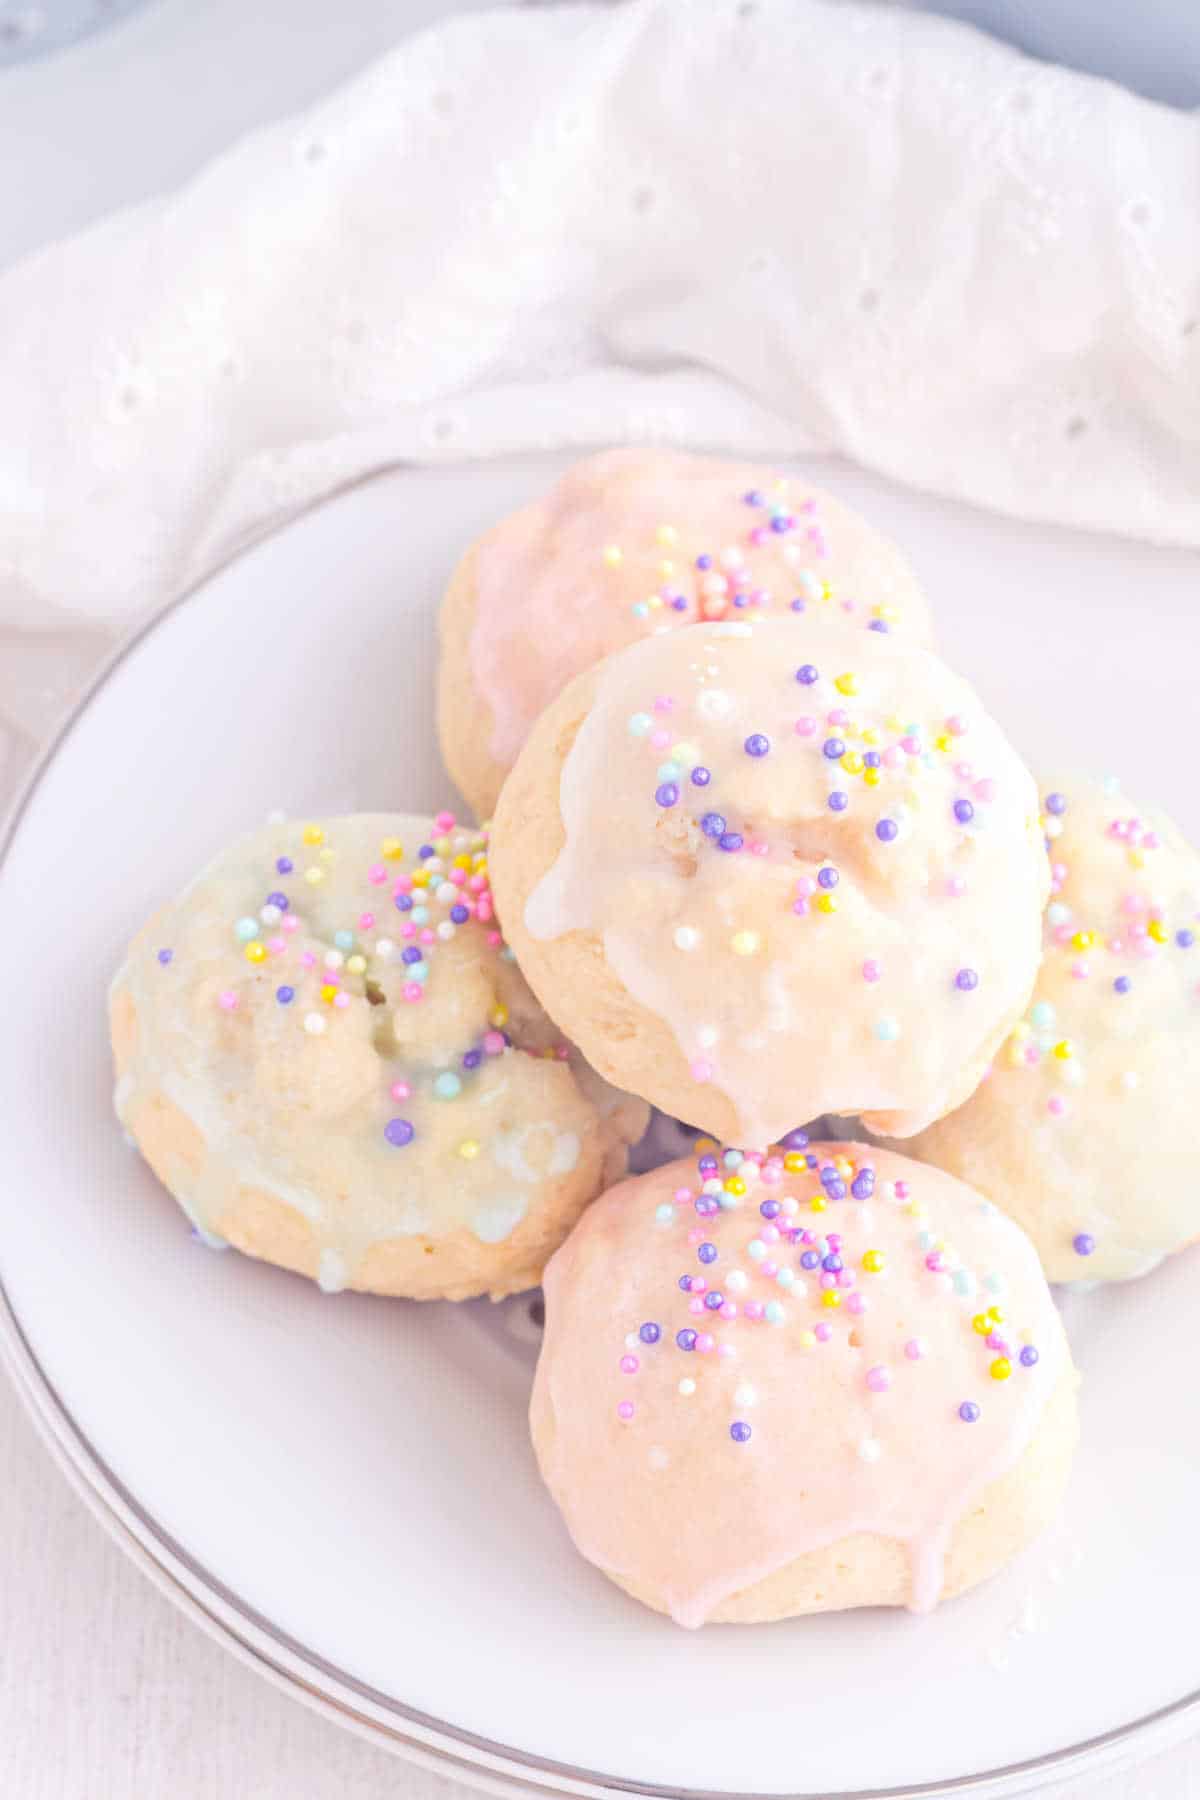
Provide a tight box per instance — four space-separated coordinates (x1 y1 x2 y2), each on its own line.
2 475 1199 1800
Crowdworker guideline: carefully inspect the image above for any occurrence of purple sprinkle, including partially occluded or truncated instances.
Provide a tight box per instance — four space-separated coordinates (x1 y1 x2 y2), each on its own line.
157 948 173 966
275 985 295 1004
744 733 771 758
695 1195 719 1217
450 904 470 924
401 946 423 965
954 799 975 825
676 1329 698 1351
769 514 790 534
1177 930 1195 949
1045 793 1067 816
955 968 979 992
732 592 750 609
851 1171 875 1200
690 766 712 787
418 843 435 860
822 1253 842 1272
719 832 744 853
266 891 289 910
828 791 849 812
384 1118 415 1148
796 664 820 686
704 1291 724 1311
790 598 807 613
1114 975 1131 994
1019 1346 1039 1367
875 818 898 843
743 490 765 507
639 1321 661 1344
863 751 882 769
779 1129 810 1149
395 894 413 912
700 812 726 839
698 1242 718 1264
823 738 845 760
800 1250 820 1270
730 1420 752 1442
462 1049 483 1070
759 1199 781 1219
696 554 713 571
698 1154 719 1176
671 595 689 611
275 857 293 875
1073 1232 1096 1257
817 866 839 890
868 619 889 633
959 1401 980 1423
678 1274 693 1292
655 782 680 808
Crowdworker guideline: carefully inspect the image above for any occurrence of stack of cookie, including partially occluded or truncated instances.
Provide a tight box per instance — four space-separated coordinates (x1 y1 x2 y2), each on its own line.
112 449 1200 1628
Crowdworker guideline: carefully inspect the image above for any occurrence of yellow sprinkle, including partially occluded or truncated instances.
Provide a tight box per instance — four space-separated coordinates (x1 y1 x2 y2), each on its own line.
1072 931 1095 951
1128 848 1146 870
822 1289 841 1308
304 866 324 886
319 847 336 864
783 1151 807 1174
800 1330 817 1350
489 1005 509 1028
842 751 864 776
1147 918 1168 944
863 766 881 788
724 1175 747 1197
452 853 471 870
244 942 267 964
834 1155 854 1177
731 930 760 956
862 1250 885 1273
346 954 367 974
907 1201 926 1220
990 1358 1013 1381
834 672 858 696
860 727 880 748
878 605 899 622
302 825 324 846
434 836 453 858
815 893 837 914
1052 1039 1074 1061
647 594 664 611
972 1313 991 1335
1011 1020 1031 1040
320 984 338 1003
381 837 404 860
658 559 675 577
603 545 623 567
656 524 678 547
458 1139 480 1160
412 870 431 889
934 733 952 752
810 1195 828 1214
987 1306 1005 1323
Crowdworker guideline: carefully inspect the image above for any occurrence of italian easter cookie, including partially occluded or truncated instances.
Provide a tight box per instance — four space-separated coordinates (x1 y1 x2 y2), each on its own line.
438 447 934 821
490 619 1048 1147
899 776 1200 1283
110 813 647 1300
531 1140 1077 1627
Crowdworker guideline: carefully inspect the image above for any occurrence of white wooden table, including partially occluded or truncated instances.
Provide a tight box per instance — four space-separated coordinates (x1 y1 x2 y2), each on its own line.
1 2 1196 1793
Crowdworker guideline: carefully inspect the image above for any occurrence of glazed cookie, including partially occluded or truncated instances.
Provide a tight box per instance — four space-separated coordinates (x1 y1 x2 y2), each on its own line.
438 448 933 820
532 1140 1077 1627
491 618 1048 1147
110 813 647 1300
898 776 1200 1283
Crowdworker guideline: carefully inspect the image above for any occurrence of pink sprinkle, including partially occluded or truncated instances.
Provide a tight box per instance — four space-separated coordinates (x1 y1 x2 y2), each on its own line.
673 1187 693 1204
846 1292 866 1315
954 761 973 782
402 982 424 1002
368 865 386 885
974 777 996 803
390 1081 412 1101
946 875 967 898
894 1180 909 1199
267 937 285 954
792 898 810 917
434 811 456 833
486 930 503 948
718 1343 737 1360
358 912 375 930
795 716 817 736
750 526 769 547
696 1333 715 1354
904 1337 926 1360
281 914 300 933
419 928 435 945
687 1226 704 1245
866 1365 891 1393
617 1402 635 1422
748 838 770 857
1071 961 1089 980
690 1059 714 1083
761 1165 782 1185
744 1301 765 1322
901 735 921 755
820 1271 838 1291
394 874 414 894
987 1333 1011 1355
333 993 349 1009
300 951 316 968
925 1253 944 1273
946 715 967 736
653 695 675 713
1024 1045 1041 1066
719 1302 738 1320
796 876 816 898
691 1278 707 1295
449 868 467 887
1048 1095 1067 1117
1051 924 1073 947
466 874 486 893
761 1260 778 1278
483 1031 505 1055
837 1270 854 1289
620 1356 639 1375
1122 892 1147 916
688 1297 704 1316
400 923 416 940
827 707 849 728
862 958 881 983
883 746 905 769
814 1321 832 1342
761 1224 780 1244
217 991 238 1011
650 729 671 751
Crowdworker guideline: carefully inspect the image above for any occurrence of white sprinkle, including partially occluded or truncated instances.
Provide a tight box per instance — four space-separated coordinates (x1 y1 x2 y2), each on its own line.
303 1013 326 1036
624 1332 640 1350
734 1383 758 1408
374 938 394 960
1121 1070 1140 1092
324 950 344 969
266 808 287 824
648 1446 670 1472
726 1269 749 1293
678 1378 696 1396
674 926 701 951
260 904 282 927
858 1437 883 1462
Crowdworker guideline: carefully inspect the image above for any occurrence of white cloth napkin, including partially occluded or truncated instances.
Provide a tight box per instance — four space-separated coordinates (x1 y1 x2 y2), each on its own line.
1 0 1197 774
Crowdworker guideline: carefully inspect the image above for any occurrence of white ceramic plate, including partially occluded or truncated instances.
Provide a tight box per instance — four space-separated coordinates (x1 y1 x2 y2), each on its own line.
3 456 1200 1800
